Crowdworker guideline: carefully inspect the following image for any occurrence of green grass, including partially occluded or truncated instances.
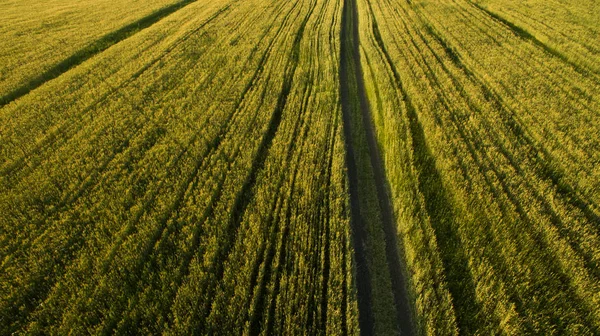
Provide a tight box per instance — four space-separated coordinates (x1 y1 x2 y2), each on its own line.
1 0 598 334
0 0 358 334
358 0 600 334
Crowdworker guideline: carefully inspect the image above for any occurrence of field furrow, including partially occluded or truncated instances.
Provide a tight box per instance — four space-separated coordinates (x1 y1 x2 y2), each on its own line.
356 0 600 333
2 0 598 334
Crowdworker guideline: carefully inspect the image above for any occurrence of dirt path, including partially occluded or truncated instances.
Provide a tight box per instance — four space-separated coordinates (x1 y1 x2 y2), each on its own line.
339 0 375 332
339 0 416 334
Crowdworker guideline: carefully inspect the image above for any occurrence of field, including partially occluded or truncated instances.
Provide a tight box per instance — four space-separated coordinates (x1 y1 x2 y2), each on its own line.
1 0 598 334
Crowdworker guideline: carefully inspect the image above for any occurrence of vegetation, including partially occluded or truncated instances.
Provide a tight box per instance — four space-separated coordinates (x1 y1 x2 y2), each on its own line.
357 0 600 334
0 0 185 104
1 0 358 334
1 0 598 334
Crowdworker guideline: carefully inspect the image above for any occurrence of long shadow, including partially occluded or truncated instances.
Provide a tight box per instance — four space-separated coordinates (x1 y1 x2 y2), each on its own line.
0 0 197 107
340 0 416 334
339 0 374 333
468 1 597 79
405 95 483 335
424 22 600 271
364 5 485 334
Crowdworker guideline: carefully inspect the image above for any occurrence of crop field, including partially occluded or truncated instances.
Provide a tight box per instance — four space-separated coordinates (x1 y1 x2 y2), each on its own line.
0 0 598 335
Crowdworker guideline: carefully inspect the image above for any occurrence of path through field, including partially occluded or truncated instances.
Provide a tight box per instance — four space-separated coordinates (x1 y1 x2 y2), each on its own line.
339 0 415 334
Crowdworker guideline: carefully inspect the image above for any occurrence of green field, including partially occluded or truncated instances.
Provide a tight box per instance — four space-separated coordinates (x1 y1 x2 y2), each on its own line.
1 0 598 334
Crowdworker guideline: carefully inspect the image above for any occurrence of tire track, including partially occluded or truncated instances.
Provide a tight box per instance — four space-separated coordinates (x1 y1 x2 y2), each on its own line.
157 4 297 327
340 0 415 334
4 46 236 328
363 2 496 333
367 0 599 332
0 27 228 282
246 45 316 334
421 23 600 285
339 0 374 331
170 2 316 332
420 16 600 224
414 19 597 331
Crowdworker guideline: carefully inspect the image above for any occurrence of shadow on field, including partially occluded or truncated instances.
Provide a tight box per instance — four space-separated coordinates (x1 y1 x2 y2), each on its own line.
0 0 197 107
340 0 416 334
468 1 595 77
363 3 486 333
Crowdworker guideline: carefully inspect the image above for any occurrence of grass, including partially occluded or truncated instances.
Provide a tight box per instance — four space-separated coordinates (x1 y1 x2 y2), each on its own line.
1 0 598 334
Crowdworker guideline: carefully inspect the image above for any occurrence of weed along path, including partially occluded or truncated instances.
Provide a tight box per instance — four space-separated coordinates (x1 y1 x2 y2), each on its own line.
339 0 416 334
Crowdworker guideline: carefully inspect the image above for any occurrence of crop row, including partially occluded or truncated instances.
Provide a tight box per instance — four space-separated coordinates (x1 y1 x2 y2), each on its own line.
0 0 185 103
357 0 599 334
472 0 600 75
0 0 359 334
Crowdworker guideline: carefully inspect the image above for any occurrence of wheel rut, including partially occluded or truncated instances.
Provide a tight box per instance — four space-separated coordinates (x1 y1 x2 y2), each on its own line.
339 0 415 334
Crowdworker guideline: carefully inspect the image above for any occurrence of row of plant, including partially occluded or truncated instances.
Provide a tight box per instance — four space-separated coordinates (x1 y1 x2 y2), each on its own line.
357 0 599 334
472 0 600 74
0 0 360 334
0 0 183 102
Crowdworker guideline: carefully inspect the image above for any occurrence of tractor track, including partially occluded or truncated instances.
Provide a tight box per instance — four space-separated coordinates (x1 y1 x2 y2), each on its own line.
339 0 415 334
